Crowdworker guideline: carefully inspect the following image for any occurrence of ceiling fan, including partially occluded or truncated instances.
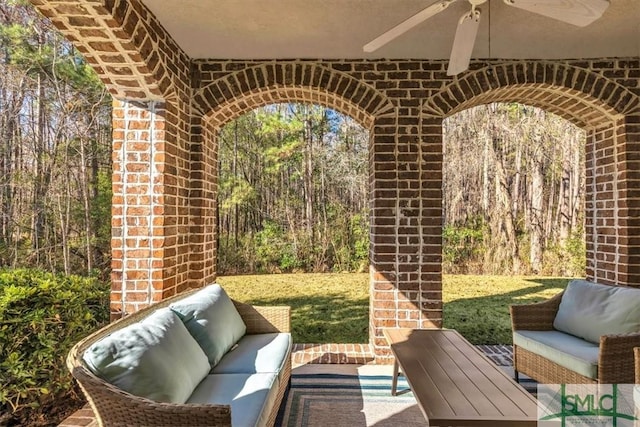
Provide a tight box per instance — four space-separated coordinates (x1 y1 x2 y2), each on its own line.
363 0 610 76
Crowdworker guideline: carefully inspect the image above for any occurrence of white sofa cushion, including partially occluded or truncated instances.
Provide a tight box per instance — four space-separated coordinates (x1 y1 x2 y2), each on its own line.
187 373 279 427
213 332 292 389
513 330 599 379
170 284 247 366
82 308 210 403
553 279 640 344
212 333 292 375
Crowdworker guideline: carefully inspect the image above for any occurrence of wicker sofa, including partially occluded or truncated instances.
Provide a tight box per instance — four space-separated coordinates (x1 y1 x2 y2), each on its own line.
68 284 291 427
510 279 640 385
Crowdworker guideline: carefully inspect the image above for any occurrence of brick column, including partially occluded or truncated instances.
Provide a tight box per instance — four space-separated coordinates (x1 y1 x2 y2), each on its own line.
585 122 617 284
615 114 640 287
419 116 445 324
586 114 640 288
110 99 173 319
188 120 218 288
369 113 443 361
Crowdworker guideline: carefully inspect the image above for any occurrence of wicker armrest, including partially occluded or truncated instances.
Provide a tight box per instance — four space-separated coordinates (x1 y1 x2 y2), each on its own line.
509 291 564 331
233 301 291 334
70 365 232 426
598 332 640 384
635 347 640 384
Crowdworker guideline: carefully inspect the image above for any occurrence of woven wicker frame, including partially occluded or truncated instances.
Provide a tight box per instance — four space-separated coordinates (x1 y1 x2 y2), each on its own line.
67 287 292 426
510 289 640 385
514 346 597 385
635 347 640 384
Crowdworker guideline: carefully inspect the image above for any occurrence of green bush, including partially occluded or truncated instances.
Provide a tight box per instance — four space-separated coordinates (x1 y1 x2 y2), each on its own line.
0 269 109 425
564 228 586 276
254 221 303 273
443 218 486 273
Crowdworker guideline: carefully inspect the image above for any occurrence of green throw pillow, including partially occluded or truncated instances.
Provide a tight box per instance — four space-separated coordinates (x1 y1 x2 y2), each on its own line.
170 284 247 366
82 308 210 403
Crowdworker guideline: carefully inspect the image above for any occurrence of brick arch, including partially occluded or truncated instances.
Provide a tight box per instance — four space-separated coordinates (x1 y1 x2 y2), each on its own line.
424 60 640 291
29 0 187 101
424 62 640 128
188 62 394 291
194 63 395 129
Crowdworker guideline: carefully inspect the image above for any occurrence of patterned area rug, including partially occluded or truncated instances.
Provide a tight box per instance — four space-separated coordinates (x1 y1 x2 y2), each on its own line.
276 347 537 427
276 365 424 427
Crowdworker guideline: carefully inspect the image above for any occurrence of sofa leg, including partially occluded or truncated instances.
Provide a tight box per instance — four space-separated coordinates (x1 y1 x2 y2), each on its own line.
514 370 520 382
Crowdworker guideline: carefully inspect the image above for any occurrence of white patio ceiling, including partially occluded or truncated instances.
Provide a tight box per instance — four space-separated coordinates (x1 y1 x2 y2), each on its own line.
140 0 640 60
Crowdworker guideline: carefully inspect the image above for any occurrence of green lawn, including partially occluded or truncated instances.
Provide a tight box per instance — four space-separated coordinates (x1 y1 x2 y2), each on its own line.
218 273 569 345
443 275 568 344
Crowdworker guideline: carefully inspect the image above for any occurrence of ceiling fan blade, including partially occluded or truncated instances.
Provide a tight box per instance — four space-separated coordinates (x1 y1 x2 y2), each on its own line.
364 0 458 53
447 9 482 76
504 0 610 27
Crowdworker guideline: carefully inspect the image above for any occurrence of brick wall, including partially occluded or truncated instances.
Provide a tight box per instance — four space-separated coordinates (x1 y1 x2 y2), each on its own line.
189 59 640 359
30 0 640 360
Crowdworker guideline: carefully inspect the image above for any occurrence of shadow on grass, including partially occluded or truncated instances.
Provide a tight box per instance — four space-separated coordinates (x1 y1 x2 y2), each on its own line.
444 277 570 345
231 276 571 345
239 294 370 344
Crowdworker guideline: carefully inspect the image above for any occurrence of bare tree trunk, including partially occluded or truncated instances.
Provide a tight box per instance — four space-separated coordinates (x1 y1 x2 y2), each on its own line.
31 69 46 261
482 135 490 215
90 124 103 270
546 174 555 243
79 135 93 273
558 139 572 244
303 107 314 243
490 130 521 273
0 89 21 249
233 121 239 248
56 194 70 274
571 135 582 234
529 147 545 273
512 143 521 219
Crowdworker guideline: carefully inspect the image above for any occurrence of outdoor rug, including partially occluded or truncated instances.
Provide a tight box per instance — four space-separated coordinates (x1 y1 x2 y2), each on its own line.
276 364 425 427
275 348 538 427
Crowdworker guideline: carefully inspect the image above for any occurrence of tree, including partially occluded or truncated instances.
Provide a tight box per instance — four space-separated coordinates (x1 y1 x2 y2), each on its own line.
217 104 369 274
443 103 585 275
0 1 112 277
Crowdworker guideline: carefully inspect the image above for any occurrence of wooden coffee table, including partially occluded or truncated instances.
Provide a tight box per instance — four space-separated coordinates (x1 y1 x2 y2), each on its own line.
384 328 537 426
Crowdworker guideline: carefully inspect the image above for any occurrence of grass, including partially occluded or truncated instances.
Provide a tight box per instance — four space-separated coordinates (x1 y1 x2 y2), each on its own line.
218 273 570 345
443 275 568 344
219 273 369 344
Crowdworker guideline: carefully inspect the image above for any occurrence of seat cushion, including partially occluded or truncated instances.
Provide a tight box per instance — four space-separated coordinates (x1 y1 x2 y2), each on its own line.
187 373 279 427
513 330 599 379
212 333 292 375
170 284 247 366
82 308 210 403
553 279 640 344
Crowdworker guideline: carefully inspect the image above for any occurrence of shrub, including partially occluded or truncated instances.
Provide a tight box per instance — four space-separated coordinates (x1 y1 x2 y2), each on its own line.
564 228 586 276
254 221 303 273
443 218 486 273
0 269 109 426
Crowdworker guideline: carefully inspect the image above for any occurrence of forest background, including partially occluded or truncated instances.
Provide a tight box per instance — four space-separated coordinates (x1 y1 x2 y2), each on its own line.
0 0 586 280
